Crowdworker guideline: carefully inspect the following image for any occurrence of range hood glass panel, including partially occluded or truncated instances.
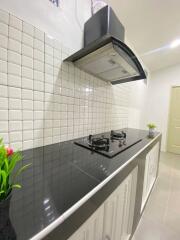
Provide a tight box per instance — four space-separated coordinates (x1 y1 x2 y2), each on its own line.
98 66 137 81
74 43 139 82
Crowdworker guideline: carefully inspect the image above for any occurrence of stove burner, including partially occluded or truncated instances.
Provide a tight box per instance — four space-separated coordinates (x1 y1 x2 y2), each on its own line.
111 130 126 140
88 135 110 151
74 129 142 158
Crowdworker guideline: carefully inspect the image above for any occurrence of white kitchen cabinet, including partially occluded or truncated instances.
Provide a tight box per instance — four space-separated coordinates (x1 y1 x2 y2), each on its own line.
68 204 104 240
141 142 160 211
103 167 138 240
68 167 138 240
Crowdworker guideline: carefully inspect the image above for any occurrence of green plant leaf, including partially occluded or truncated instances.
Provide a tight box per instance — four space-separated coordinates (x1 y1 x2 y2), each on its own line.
12 163 31 183
12 184 21 189
0 170 7 190
8 152 22 174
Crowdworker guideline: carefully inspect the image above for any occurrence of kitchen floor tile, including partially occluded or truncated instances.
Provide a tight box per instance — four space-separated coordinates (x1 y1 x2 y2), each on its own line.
132 152 180 240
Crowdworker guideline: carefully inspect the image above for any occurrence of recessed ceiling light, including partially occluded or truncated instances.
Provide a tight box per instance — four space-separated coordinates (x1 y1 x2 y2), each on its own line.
170 39 180 49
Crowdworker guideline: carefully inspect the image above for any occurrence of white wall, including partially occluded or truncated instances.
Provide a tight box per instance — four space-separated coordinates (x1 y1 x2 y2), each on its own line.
140 63 180 151
0 0 91 50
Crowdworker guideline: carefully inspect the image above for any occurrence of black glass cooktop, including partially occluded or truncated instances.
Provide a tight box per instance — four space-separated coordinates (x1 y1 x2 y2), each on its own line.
74 130 142 158
3 128 157 240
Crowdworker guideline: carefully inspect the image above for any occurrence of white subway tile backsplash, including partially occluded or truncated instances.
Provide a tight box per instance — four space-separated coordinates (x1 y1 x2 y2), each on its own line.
34 120 44 129
23 140 33 150
9 87 21 99
8 50 21 65
45 45 53 56
9 27 22 42
34 138 43 147
8 38 21 53
45 83 53 93
0 47 7 61
22 66 33 79
34 70 44 82
0 9 9 25
9 98 22 109
23 110 33 120
22 100 33 110
0 34 8 48
10 141 22 149
1 133 9 144
0 110 8 120
34 28 44 41
34 101 44 111
34 129 43 139
22 77 33 90
9 110 22 120
34 39 44 52
23 130 33 140
34 49 44 62
0 60 7 73
34 91 44 101
9 15 22 31
8 62 21 76
0 9 139 151
23 22 34 36
34 60 44 72
0 97 8 109
8 74 21 87
23 121 33 130
45 54 53 65
34 111 44 120
45 74 53 84
22 44 33 58
9 121 22 131
22 33 33 47
34 80 44 91
0 85 8 97
10 131 22 142
22 55 33 68
45 64 53 75
0 121 8 132
0 22 8 36
22 89 33 100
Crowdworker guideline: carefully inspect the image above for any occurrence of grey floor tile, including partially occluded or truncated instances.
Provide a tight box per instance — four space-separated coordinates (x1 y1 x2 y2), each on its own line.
132 152 180 240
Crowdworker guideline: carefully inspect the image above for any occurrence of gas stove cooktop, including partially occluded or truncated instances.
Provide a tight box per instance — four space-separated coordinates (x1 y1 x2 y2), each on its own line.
74 130 142 158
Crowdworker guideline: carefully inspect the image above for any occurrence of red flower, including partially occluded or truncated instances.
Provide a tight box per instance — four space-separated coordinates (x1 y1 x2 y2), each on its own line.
6 147 14 157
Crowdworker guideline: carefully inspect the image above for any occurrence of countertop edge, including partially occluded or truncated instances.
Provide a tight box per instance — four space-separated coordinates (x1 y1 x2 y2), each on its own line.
30 133 161 240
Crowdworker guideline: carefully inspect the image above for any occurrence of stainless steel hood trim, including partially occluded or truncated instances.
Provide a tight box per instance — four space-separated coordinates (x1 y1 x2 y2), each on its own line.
64 36 146 85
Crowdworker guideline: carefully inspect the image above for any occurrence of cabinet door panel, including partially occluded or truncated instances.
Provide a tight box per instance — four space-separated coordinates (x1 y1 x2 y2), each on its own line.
103 167 137 240
68 205 104 240
141 142 160 211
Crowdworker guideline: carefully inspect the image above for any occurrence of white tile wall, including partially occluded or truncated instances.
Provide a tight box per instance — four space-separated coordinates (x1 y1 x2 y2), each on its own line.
0 9 141 151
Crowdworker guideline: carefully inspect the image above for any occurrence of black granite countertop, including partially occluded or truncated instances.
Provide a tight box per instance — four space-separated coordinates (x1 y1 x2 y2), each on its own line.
6 128 160 240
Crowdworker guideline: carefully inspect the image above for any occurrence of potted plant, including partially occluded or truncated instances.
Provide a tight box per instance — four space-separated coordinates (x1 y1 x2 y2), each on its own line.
0 138 30 231
147 123 156 138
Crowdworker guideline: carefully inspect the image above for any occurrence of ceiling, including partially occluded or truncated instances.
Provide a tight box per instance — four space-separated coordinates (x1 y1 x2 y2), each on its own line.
108 0 180 72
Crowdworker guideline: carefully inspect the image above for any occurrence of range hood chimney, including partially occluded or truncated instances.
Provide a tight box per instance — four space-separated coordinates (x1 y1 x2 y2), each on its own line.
64 5 147 85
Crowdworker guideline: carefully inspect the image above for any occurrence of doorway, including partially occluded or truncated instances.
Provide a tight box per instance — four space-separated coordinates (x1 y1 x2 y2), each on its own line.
167 86 180 154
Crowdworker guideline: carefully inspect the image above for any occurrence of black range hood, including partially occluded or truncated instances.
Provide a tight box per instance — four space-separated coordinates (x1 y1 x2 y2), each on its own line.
64 6 147 85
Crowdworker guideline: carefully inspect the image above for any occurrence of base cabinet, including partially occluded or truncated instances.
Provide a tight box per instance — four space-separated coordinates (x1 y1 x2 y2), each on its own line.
68 204 104 240
68 167 138 240
103 167 137 240
141 142 160 211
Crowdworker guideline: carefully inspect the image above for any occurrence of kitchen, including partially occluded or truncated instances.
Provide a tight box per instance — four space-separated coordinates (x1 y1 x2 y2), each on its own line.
0 0 179 240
